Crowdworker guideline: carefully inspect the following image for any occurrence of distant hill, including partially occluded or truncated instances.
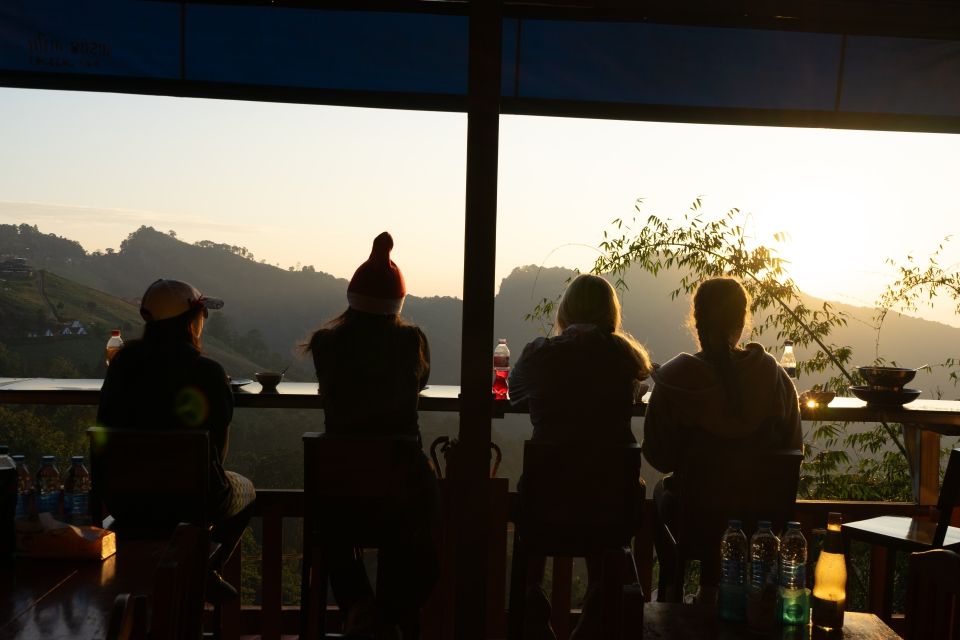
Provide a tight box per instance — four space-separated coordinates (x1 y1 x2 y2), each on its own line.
4 222 960 398
0 266 278 379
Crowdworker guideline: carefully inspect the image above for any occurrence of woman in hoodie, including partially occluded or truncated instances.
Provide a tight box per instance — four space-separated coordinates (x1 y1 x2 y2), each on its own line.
642 276 802 598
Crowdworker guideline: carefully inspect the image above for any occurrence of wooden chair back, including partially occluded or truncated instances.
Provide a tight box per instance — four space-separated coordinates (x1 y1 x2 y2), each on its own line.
105 593 148 640
934 448 960 546
150 523 210 640
302 432 427 547
300 432 428 639
518 441 644 555
906 549 960 639
87 427 209 535
675 448 803 560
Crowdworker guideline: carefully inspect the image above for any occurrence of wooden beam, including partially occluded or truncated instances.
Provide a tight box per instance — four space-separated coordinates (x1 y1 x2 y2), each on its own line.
452 0 503 638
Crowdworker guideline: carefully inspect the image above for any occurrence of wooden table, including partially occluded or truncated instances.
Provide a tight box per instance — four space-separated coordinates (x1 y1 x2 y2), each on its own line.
0 542 167 640
3 377 960 504
642 603 900 639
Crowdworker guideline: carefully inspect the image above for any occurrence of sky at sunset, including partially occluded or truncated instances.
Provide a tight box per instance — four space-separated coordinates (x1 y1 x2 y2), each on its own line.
2 87 959 325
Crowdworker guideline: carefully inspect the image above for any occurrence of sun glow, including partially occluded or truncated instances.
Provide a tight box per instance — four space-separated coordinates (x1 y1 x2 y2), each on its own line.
1 89 959 327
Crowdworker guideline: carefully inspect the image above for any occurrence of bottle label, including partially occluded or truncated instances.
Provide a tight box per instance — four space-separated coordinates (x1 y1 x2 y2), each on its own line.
722 557 744 585
751 559 776 591
780 563 806 589
812 595 845 630
492 369 509 399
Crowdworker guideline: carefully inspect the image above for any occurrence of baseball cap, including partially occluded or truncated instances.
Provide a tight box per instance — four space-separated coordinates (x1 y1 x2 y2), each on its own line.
139 278 224 323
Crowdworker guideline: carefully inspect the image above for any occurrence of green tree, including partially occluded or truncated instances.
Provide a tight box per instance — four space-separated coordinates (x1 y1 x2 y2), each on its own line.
532 198 926 501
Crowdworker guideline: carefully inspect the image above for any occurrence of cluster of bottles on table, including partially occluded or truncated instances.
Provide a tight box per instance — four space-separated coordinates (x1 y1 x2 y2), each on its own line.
0 446 92 525
718 513 846 633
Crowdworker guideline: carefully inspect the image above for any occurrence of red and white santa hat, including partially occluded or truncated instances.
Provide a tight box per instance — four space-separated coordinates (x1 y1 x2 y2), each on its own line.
347 232 406 315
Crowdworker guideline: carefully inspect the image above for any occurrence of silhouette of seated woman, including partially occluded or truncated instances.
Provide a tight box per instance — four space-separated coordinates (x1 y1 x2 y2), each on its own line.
509 274 652 640
97 278 256 601
304 232 438 640
642 276 802 602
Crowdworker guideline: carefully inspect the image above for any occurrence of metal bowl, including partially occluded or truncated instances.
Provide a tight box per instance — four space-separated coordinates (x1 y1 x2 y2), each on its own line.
850 385 920 407
856 366 917 391
800 390 836 408
255 371 284 391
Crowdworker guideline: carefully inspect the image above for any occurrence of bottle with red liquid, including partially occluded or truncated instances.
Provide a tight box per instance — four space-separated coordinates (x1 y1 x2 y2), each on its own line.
105 329 124 366
492 338 510 400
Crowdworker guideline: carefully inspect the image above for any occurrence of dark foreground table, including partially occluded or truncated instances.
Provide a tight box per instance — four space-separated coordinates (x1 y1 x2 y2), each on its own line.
0 542 166 640
643 603 899 639
1 563 900 640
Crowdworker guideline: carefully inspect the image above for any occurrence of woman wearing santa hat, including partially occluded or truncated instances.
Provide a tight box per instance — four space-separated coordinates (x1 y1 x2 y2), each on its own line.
304 232 438 640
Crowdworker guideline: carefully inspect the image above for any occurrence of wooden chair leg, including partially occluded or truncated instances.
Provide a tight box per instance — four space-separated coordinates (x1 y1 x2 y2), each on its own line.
868 545 896 622
600 548 625 639
550 557 573 640
219 548 242 640
621 547 644 640
507 527 527 640
621 583 644 640
299 529 312 640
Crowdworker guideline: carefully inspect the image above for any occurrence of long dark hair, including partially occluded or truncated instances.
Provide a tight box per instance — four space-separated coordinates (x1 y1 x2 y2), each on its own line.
688 277 751 416
141 307 205 351
302 307 429 376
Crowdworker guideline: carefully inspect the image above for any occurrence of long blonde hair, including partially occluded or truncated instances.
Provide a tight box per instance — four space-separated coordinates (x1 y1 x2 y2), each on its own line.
556 274 652 377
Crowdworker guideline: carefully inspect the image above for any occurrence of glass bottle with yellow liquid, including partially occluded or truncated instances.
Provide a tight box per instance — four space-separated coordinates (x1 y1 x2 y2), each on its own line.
812 512 846 632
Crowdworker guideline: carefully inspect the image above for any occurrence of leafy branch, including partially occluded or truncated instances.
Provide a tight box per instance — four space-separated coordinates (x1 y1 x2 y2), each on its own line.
591 199 909 462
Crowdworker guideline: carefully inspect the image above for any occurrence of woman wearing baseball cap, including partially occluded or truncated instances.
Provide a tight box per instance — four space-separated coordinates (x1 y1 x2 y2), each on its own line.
97 278 255 602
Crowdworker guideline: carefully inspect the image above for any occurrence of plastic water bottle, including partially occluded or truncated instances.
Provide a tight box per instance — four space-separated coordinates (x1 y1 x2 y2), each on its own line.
780 340 797 379
36 455 62 517
492 338 510 400
746 519 780 631
750 520 780 592
719 518 747 621
105 328 124 366
778 521 810 625
12 455 32 519
64 456 92 525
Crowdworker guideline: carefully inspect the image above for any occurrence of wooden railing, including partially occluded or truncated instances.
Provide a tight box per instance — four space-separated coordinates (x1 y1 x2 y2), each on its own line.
218 489 926 640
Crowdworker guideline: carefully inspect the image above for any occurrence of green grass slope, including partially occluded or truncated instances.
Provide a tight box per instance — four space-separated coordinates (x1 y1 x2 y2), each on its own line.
0 270 269 379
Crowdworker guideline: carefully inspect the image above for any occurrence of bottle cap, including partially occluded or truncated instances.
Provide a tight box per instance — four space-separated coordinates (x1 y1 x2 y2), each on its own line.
784 340 794 347
0 445 7 454
111 329 121 336
786 521 801 529
12 454 24 462
757 520 772 529
41 455 55 462
71 455 85 464
728 518 742 528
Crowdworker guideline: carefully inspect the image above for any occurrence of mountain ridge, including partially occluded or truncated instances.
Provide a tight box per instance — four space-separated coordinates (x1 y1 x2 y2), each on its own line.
3 223 959 398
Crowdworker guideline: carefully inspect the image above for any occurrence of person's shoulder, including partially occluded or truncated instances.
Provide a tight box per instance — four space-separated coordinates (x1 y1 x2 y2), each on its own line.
652 352 702 381
517 336 550 359
397 321 426 338
308 327 335 350
105 340 147 372
195 353 228 381
740 342 781 371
